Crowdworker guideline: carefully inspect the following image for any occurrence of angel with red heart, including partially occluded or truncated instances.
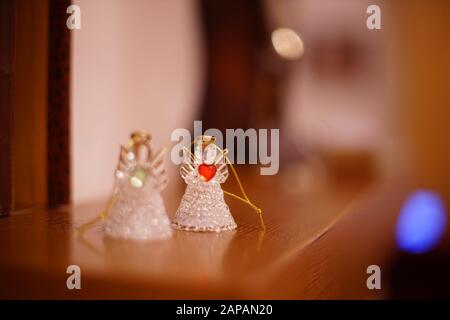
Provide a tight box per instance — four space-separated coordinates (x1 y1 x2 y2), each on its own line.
172 135 238 232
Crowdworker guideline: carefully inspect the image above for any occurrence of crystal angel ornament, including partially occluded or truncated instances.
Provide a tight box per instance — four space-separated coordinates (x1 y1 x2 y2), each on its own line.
104 131 173 240
172 135 238 232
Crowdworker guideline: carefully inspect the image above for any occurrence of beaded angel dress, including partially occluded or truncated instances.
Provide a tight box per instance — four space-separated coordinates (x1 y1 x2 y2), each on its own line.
172 136 237 232
104 131 172 240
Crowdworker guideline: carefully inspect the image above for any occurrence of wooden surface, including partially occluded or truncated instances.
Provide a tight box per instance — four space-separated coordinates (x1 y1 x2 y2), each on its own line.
0 174 406 299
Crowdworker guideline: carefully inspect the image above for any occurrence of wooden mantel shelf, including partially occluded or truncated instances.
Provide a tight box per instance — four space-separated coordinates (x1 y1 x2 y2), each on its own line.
0 177 404 299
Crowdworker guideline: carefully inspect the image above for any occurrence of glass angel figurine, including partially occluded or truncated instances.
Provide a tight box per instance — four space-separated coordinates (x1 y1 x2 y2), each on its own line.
172 135 237 232
104 131 173 240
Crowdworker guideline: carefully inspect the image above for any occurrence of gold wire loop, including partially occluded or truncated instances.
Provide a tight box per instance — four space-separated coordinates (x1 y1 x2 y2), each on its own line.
76 190 117 235
129 130 153 163
222 152 266 230
192 137 265 230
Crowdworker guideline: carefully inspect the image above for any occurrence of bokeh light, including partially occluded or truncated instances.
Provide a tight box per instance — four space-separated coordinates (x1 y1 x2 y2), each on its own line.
396 190 447 254
271 28 304 60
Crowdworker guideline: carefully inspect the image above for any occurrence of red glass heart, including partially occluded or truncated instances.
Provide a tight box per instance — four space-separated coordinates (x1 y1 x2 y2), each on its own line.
198 163 217 182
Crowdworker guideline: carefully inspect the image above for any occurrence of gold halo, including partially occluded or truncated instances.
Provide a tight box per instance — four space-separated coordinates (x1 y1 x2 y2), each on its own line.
131 130 151 144
196 135 216 147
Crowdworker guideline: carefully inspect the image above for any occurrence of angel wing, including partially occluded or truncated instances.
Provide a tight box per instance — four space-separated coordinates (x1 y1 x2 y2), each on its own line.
148 147 168 191
212 145 229 183
180 147 201 181
117 145 136 172
116 144 168 191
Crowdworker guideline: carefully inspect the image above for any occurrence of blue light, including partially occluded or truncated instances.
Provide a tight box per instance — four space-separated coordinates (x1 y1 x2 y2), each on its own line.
396 190 447 254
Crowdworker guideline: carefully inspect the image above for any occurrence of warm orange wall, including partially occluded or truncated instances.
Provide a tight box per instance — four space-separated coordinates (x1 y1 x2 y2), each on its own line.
13 0 48 207
394 1 450 200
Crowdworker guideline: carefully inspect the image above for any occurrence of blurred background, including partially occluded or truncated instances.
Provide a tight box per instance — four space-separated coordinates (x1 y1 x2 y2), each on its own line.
1 0 450 298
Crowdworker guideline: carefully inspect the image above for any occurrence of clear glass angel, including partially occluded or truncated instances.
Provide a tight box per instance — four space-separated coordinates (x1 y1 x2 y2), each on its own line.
172 135 237 232
104 131 173 240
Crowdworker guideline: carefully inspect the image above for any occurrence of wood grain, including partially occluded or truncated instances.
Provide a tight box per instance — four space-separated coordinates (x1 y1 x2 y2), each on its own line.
0 175 405 299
